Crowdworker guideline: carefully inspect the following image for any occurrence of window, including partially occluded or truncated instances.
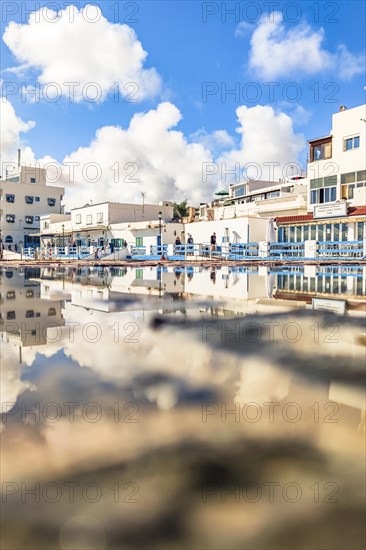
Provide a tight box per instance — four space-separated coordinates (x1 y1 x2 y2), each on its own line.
357 222 365 241
341 172 355 184
48 308 57 316
97 212 103 223
7 311 16 320
25 216 34 224
344 136 360 150
30 177 36 183
333 224 340 241
86 214 92 225
6 291 16 300
5 236 13 243
7 177 19 183
233 185 246 197
35 196 40 202
47 198 56 206
6 214 15 223
310 139 332 161
25 196 34 204
26 310 35 318
310 186 336 204
26 290 34 298
357 170 366 182
136 237 143 246
6 194 15 203
35 216 40 221
76 214 81 224
43 222 49 229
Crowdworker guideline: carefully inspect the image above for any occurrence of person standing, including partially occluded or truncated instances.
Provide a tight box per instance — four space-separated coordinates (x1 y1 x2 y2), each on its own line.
210 232 216 251
175 236 181 254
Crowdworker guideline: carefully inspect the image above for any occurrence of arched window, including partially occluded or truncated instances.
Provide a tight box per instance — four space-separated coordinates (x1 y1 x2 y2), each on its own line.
5 236 13 243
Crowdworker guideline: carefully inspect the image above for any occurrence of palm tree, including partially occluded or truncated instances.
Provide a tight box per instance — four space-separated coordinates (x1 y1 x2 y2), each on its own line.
173 200 189 219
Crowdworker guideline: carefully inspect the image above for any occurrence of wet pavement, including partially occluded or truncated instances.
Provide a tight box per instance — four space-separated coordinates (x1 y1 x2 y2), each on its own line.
1 265 365 549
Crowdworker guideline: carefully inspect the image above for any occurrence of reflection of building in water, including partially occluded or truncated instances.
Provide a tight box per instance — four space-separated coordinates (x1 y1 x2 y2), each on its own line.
184 265 268 302
32 266 186 312
0 268 65 348
274 266 366 312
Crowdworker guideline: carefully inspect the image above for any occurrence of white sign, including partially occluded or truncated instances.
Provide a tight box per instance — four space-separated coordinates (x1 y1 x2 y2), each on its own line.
313 202 347 219
312 298 346 315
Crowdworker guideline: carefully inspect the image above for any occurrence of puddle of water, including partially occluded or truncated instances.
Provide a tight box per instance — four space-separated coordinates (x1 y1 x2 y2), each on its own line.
1 266 365 549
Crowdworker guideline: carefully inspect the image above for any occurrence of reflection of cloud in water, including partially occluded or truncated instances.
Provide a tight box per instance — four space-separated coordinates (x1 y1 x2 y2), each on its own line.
0 345 35 406
235 360 291 404
59 303 217 390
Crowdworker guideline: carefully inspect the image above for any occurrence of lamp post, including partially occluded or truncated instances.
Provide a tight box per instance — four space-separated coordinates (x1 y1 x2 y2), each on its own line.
19 240 23 260
158 211 163 258
62 224 65 250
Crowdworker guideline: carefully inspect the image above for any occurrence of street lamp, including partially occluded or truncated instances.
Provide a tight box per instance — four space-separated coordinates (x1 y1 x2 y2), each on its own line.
158 211 163 258
19 240 23 260
62 224 65 249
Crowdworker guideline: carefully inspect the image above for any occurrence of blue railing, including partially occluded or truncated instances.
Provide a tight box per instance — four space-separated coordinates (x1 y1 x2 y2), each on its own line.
228 243 260 260
317 240 363 259
19 240 365 261
269 242 305 259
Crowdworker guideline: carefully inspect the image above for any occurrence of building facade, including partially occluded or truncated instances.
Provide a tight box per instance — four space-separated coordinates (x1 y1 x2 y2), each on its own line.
277 104 366 248
0 166 64 249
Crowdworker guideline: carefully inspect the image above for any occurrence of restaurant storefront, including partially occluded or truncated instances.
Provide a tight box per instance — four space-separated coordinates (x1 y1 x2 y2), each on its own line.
276 206 366 244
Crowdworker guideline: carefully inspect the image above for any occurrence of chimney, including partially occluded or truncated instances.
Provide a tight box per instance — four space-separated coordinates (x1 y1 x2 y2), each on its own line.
17 149 21 167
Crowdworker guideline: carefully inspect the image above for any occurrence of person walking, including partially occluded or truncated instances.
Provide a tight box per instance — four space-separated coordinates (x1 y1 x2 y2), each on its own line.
187 234 194 256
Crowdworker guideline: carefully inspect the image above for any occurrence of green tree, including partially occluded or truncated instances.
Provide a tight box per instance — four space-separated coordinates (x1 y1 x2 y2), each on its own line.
173 199 189 219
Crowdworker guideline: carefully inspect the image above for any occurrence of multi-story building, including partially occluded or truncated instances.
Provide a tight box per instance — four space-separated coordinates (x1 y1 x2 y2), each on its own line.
40 201 175 250
198 177 308 222
0 165 64 250
276 104 366 246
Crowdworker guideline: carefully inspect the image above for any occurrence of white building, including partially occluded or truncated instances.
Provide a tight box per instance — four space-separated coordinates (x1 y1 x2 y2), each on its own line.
307 104 366 209
277 104 366 247
0 165 64 250
40 201 176 252
198 178 308 222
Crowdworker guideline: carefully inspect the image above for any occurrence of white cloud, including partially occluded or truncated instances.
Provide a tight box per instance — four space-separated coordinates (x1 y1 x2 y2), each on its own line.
60 101 215 208
235 20 254 38
2 99 306 204
0 98 36 166
219 104 306 181
3 4 161 102
248 12 365 80
337 45 366 79
189 129 235 153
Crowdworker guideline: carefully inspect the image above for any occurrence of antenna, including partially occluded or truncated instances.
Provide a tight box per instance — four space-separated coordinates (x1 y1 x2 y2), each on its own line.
141 192 146 216
17 149 21 168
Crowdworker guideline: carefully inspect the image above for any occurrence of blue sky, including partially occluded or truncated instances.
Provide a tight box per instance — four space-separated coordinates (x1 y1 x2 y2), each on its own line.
1 1 365 206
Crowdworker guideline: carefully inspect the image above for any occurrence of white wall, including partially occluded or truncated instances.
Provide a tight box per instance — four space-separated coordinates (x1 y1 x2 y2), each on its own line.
184 217 269 245
0 175 64 245
71 202 173 227
307 104 366 209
